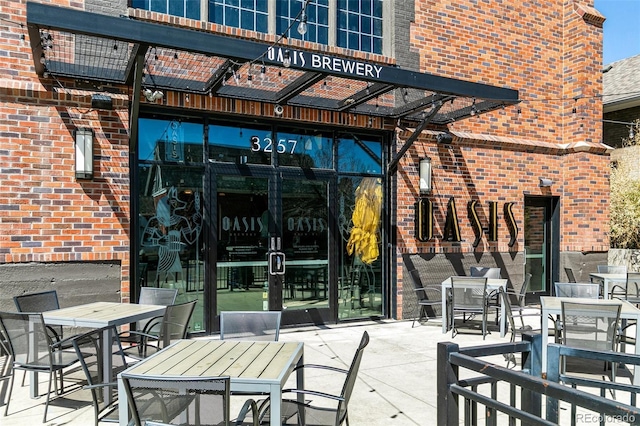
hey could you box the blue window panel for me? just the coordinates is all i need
[348,12,359,31]
[209,2,223,23]
[256,0,267,12]
[360,35,371,52]
[347,0,359,12]
[317,26,328,44]
[348,32,358,49]
[169,1,183,17]
[373,0,383,18]
[186,1,200,19]
[225,5,239,27]
[150,0,166,14]
[373,17,383,35]
[241,0,253,9]
[337,30,347,48]
[361,16,371,33]
[241,9,254,30]
[256,14,268,33]
[373,37,382,54]
[227,0,239,7]
[131,0,149,9]
[362,0,371,15]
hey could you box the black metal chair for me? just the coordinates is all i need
[121,374,259,426]
[121,299,197,359]
[564,267,577,283]
[450,277,495,339]
[13,290,64,343]
[406,269,442,327]
[0,311,80,422]
[71,324,131,426]
[256,331,369,426]
[219,311,282,341]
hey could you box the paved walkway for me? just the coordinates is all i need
[0,315,626,425]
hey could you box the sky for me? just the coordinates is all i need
[595,0,640,64]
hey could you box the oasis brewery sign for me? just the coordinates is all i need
[267,47,384,80]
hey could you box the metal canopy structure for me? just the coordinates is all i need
[26,2,519,125]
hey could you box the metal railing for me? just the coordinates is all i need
[438,333,640,425]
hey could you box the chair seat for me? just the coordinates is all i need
[259,398,341,426]
[16,349,78,370]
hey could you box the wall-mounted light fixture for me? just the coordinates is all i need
[419,157,432,194]
[539,177,553,187]
[75,128,93,180]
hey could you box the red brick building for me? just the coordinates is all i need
[0,0,609,333]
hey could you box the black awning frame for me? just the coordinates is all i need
[26,2,519,125]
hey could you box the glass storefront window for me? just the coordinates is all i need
[275,130,333,169]
[132,0,200,20]
[209,124,272,165]
[138,118,204,164]
[337,136,381,174]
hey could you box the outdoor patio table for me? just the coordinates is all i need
[589,272,627,298]
[540,296,640,385]
[117,339,304,426]
[441,277,508,337]
[39,301,166,404]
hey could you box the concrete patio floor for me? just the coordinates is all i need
[0,314,630,425]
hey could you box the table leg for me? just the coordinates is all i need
[102,327,114,407]
[541,307,549,379]
[118,374,128,426]
[499,291,506,338]
[296,352,304,425]
[28,321,38,398]
[441,285,447,334]
[634,317,640,386]
[269,384,282,426]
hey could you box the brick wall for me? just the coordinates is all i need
[0,1,610,320]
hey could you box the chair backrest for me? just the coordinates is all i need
[512,273,533,307]
[121,373,230,426]
[219,311,282,341]
[623,273,640,299]
[554,282,599,298]
[597,265,627,274]
[13,290,60,312]
[336,331,369,425]
[0,311,53,368]
[564,267,577,283]
[138,287,178,306]
[470,267,501,279]
[450,277,488,310]
[71,325,129,425]
[560,301,621,352]
[157,300,197,348]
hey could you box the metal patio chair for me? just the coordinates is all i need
[407,269,442,327]
[219,311,282,341]
[134,287,178,336]
[450,276,495,339]
[121,373,259,426]
[13,290,64,343]
[554,282,600,298]
[564,267,577,283]
[611,272,640,306]
[0,311,80,423]
[71,324,131,426]
[560,301,621,387]
[469,266,501,278]
[597,265,628,274]
[256,331,369,426]
[121,299,197,359]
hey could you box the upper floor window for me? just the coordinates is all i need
[131,0,384,55]
[131,0,200,20]
[336,0,383,54]
[277,0,329,45]
[208,0,268,32]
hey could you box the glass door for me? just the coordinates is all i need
[215,174,270,312]
[212,167,333,325]
[524,196,559,299]
[280,176,330,323]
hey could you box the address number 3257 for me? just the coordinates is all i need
[250,136,298,154]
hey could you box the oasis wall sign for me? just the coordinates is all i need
[416,198,518,247]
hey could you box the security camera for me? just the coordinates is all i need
[539,178,553,187]
[143,89,163,102]
[274,105,284,116]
